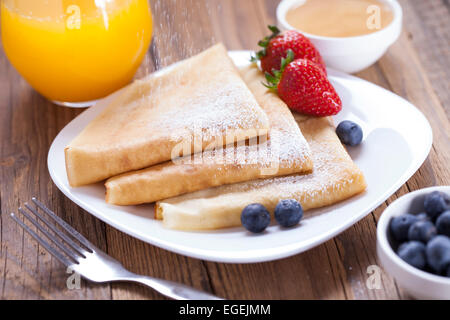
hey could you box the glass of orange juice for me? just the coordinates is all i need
[1,0,153,107]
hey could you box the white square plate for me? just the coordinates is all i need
[48,51,432,263]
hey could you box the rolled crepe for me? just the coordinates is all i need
[155,116,367,230]
[65,43,270,187]
[105,65,313,205]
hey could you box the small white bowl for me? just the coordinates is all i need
[377,186,450,300]
[276,0,403,73]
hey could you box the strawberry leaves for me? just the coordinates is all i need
[250,25,281,62]
[263,49,295,91]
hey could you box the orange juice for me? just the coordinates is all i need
[285,0,394,38]
[1,0,153,104]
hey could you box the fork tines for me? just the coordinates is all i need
[10,198,94,268]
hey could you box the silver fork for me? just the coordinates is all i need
[10,198,222,300]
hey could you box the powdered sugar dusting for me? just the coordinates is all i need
[175,116,311,169]
[84,44,269,148]
[160,117,365,213]
[156,81,267,141]
[220,122,357,198]
[170,65,313,171]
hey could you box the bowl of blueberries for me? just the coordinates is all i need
[377,186,450,299]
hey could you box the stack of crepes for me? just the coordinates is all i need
[65,43,367,231]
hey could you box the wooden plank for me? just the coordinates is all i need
[398,0,450,118]
[0,30,111,299]
[107,227,215,300]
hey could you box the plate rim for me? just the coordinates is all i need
[47,50,433,263]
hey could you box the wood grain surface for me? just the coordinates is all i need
[0,0,449,300]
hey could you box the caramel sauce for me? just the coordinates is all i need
[285,0,394,38]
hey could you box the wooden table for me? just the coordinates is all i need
[0,0,449,300]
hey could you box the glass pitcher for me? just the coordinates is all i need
[1,0,153,107]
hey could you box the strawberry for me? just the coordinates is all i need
[265,50,342,117]
[252,25,327,75]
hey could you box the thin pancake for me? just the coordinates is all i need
[105,65,313,205]
[65,44,270,187]
[155,116,367,230]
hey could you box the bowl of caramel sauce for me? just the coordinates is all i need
[277,0,403,73]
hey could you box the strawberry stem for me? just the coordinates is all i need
[280,49,295,72]
[262,49,295,91]
[250,25,281,62]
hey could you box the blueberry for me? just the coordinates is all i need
[408,220,437,243]
[336,121,363,146]
[416,212,430,222]
[426,235,450,274]
[424,191,449,220]
[390,214,419,242]
[436,211,450,237]
[241,203,271,233]
[397,241,427,270]
[274,199,303,228]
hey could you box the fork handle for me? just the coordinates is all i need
[119,274,223,300]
